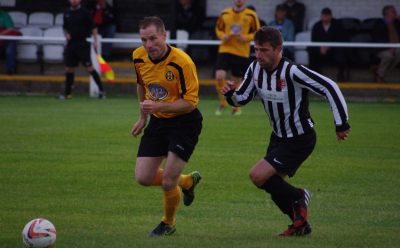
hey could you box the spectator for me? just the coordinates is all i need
[176,0,205,36]
[308,8,349,81]
[88,0,116,59]
[214,0,260,116]
[269,4,295,60]
[371,5,400,83]
[175,0,205,58]
[0,9,18,75]
[282,0,305,34]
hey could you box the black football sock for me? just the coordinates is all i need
[90,70,104,92]
[261,175,303,214]
[64,72,74,95]
[271,193,293,221]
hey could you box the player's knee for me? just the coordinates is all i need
[136,178,150,186]
[216,74,224,83]
[249,171,265,188]
[215,71,225,82]
[161,177,176,191]
[135,174,152,186]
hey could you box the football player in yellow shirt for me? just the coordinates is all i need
[214,0,260,115]
[131,16,203,237]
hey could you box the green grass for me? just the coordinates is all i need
[0,96,400,247]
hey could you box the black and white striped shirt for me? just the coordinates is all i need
[226,58,349,138]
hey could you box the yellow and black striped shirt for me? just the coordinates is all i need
[215,7,260,58]
[132,45,199,118]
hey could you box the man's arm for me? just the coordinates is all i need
[140,98,195,115]
[63,29,71,41]
[131,83,149,137]
[292,65,351,140]
[222,61,257,107]
[215,13,229,41]
[240,12,260,42]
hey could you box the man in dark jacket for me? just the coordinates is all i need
[282,0,305,34]
[308,8,349,81]
[60,0,105,99]
[176,0,205,36]
[371,5,400,83]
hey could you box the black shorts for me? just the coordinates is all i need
[65,41,92,68]
[137,109,203,162]
[215,53,250,78]
[265,130,316,177]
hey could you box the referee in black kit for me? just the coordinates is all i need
[221,26,350,236]
[60,0,105,99]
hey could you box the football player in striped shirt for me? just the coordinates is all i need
[222,26,350,236]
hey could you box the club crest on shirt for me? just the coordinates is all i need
[148,83,168,100]
[230,24,242,34]
[276,79,286,90]
[165,71,175,81]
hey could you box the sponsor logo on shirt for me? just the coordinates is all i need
[148,83,168,101]
[230,24,242,34]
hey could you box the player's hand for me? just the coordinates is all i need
[220,81,236,95]
[336,129,350,142]
[237,34,246,43]
[65,33,71,41]
[320,46,329,55]
[131,118,147,137]
[140,100,159,114]
[222,34,230,42]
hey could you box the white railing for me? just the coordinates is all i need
[1,35,400,48]
[2,35,399,96]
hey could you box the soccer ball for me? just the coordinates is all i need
[22,218,57,248]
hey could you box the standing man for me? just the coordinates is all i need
[371,5,400,83]
[214,0,260,116]
[60,0,105,99]
[131,16,202,237]
[222,27,350,236]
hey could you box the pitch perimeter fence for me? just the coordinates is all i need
[1,35,400,97]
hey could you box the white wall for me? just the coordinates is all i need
[207,0,400,28]
[0,0,16,7]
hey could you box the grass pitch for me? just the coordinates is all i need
[0,96,399,247]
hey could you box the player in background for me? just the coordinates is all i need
[214,0,260,116]
[222,26,350,236]
[60,0,105,99]
[131,16,202,237]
